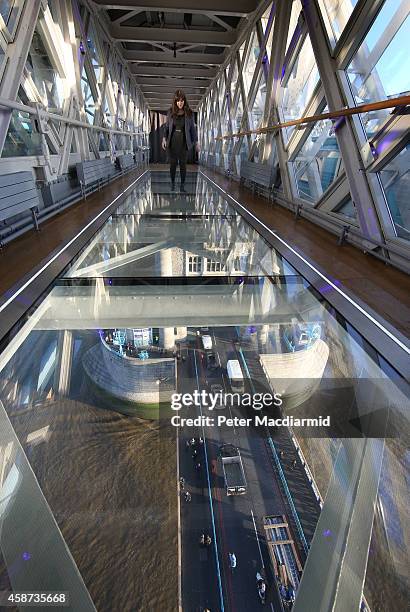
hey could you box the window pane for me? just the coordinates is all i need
[235,137,248,175]
[81,74,96,124]
[26,30,64,111]
[249,74,266,130]
[335,197,357,220]
[242,30,260,100]
[218,72,225,111]
[346,2,410,139]
[292,112,344,204]
[285,0,302,54]
[261,4,275,59]
[2,110,43,157]
[318,0,359,47]
[234,94,244,132]
[279,35,320,142]
[379,142,410,240]
[229,57,239,101]
[0,0,20,34]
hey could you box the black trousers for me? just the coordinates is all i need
[169,135,187,184]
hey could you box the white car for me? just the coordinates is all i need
[201,335,213,351]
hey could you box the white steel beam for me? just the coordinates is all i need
[123,49,225,64]
[110,25,237,46]
[130,65,217,78]
[93,0,258,16]
[138,78,208,88]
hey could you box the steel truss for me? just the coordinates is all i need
[198,0,410,273]
[0,0,149,183]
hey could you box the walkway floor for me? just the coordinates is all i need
[1,164,409,341]
[0,166,145,303]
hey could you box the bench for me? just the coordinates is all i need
[135,146,150,164]
[76,157,114,198]
[117,153,135,172]
[0,171,40,235]
[240,160,275,200]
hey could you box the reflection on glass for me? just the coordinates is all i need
[346,1,410,139]
[229,58,239,102]
[0,0,20,35]
[234,91,244,134]
[0,169,408,612]
[26,30,63,111]
[218,72,225,112]
[279,35,320,142]
[242,30,260,100]
[235,136,248,175]
[292,111,344,204]
[81,72,96,125]
[249,76,266,131]
[379,142,410,240]
[1,110,43,157]
[334,197,357,220]
[285,0,302,55]
[261,4,274,59]
[318,0,359,47]
[86,25,103,82]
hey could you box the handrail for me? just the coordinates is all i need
[215,95,410,140]
[0,96,148,137]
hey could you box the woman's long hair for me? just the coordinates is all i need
[171,89,192,117]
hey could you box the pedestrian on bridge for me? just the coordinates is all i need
[162,90,199,193]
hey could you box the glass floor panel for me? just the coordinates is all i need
[0,170,408,612]
[64,215,296,278]
[117,173,240,215]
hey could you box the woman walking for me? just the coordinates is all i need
[162,89,199,192]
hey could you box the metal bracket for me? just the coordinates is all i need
[295,203,303,219]
[338,225,350,245]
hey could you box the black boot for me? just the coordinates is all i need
[180,183,186,193]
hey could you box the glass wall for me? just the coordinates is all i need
[379,141,410,240]
[279,34,320,142]
[25,30,64,111]
[291,109,344,204]
[1,106,42,158]
[198,0,410,260]
[318,0,359,47]
[346,0,410,139]
[242,29,260,100]
[0,2,148,168]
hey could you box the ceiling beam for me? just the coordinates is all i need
[94,0,257,17]
[112,10,143,25]
[140,89,205,96]
[123,50,225,65]
[130,65,217,78]
[207,14,234,31]
[110,25,236,46]
[137,77,209,87]
[145,94,202,99]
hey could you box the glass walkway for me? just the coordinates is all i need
[0,170,408,612]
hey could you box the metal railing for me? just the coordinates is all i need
[215,95,410,140]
